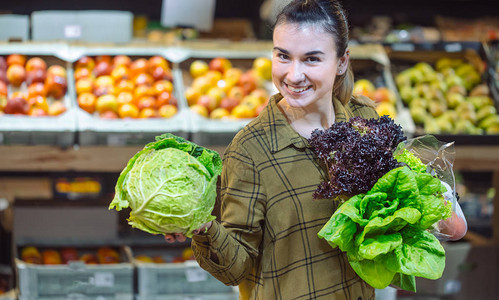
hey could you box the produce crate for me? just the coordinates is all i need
[386,41,499,145]
[69,47,190,146]
[350,43,415,136]
[0,44,77,147]
[178,49,275,146]
[129,246,237,298]
[15,246,133,300]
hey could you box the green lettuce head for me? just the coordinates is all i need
[109,133,222,237]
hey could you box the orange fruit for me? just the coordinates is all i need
[118,103,140,118]
[158,104,178,118]
[190,104,209,117]
[139,107,158,118]
[231,104,255,119]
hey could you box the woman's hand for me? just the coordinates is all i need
[164,221,213,243]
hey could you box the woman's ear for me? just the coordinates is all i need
[336,49,350,76]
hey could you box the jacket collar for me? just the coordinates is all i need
[262,93,352,153]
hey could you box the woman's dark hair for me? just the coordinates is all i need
[273,0,354,105]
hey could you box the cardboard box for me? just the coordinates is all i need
[31,10,133,43]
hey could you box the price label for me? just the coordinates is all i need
[391,43,415,52]
[444,43,463,52]
[91,272,115,287]
[184,262,208,282]
[64,25,82,39]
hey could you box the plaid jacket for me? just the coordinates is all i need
[192,93,379,300]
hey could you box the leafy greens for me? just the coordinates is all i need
[318,157,453,291]
[109,133,222,237]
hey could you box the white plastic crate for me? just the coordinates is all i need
[136,260,236,297]
[68,48,191,146]
[15,244,134,300]
[0,45,77,146]
[16,259,133,300]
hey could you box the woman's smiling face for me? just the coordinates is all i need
[272,22,345,109]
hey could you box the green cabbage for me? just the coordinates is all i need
[318,165,452,292]
[109,133,222,237]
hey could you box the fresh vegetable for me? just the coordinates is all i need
[394,148,427,174]
[318,162,453,291]
[109,133,222,237]
[308,115,406,200]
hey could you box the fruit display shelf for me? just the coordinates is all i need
[178,48,275,146]
[386,41,499,145]
[15,245,133,300]
[128,245,237,299]
[69,46,190,146]
[0,43,77,147]
[349,43,416,136]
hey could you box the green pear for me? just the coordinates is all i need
[399,85,416,105]
[478,114,499,129]
[410,106,428,124]
[476,105,497,122]
[435,115,454,133]
[424,118,441,134]
[446,92,465,109]
[454,119,476,135]
[410,97,429,110]
[429,100,447,118]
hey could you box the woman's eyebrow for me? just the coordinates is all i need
[273,47,324,56]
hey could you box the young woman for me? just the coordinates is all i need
[165,0,466,298]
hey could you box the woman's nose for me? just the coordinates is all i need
[287,61,305,83]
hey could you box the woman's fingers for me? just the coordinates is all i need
[164,234,175,243]
[175,233,187,243]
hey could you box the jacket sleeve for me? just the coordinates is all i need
[191,141,266,286]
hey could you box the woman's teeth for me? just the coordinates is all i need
[287,85,309,93]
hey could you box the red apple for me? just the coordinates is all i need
[29,107,49,117]
[151,66,173,82]
[100,110,119,119]
[209,57,232,74]
[238,70,257,95]
[61,248,79,264]
[45,75,67,99]
[134,73,154,87]
[80,253,98,264]
[26,57,47,72]
[94,61,112,77]
[6,64,26,87]
[0,56,6,71]
[47,65,67,78]
[148,56,169,71]
[137,96,156,110]
[0,81,7,96]
[75,56,95,70]
[156,91,177,108]
[6,54,26,67]
[219,97,240,112]
[196,95,217,112]
[95,55,112,65]
[113,55,132,68]
[26,69,47,85]
[0,69,7,84]
[27,82,47,98]
[4,97,29,114]
[130,58,148,78]
[78,93,97,114]
[74,67,93,81]
[48,100,67,116]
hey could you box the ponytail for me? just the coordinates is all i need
[333,64,353,105]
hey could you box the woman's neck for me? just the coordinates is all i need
[277,97,335,139]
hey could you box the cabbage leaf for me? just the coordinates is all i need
[109,133,222,237]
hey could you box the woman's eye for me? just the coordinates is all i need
[306,56,320,63]
[277,53,289,60]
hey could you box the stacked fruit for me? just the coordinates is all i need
[352,79,398,119]
[74,55,178,119]
[135,247,194,264]
[20,246,121,265]
[185,57,272,119]
[0,54,68,116]
[395,58,499,135]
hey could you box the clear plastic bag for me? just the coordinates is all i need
[395,135,467,241]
